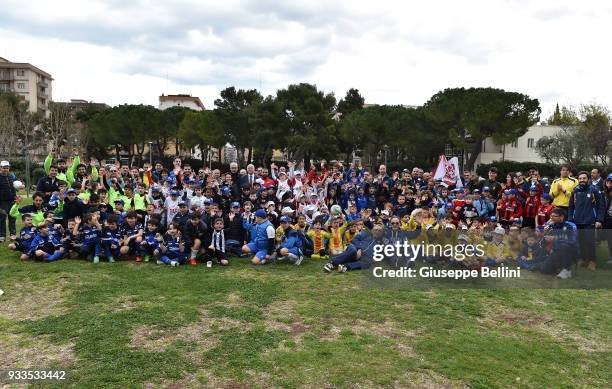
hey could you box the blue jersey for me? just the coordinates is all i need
[100,227,121,246]
[28,234,61,256]
[120,222,143,239]
[79,225,100,245]
[163,233,182,255]
[48,224,63,242]
[18,226,37,247]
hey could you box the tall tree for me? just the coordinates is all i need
[335,88,365,162]
[44,102,74,153]
[424,87,541,170]
[337,88,365,117]
[179,110,226,163]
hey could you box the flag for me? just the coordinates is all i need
[433,155,463,188]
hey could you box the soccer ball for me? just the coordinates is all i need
[330,204,342,216]
[13,180,24,190]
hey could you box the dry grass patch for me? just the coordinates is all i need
[0,332,75,368]
[144,369,273,389]
[395,370,468,389]
[480,305,610,353]
[0,280,70,321]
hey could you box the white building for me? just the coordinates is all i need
[475,125,562,166]
[0,57,53,117]
[158,94,205,111]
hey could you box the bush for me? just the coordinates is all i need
[476,161,607,178]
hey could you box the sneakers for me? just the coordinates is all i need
[189,258,197,266]
[135,256,143,263]
[170,260,179,267]
[337,264,348,273]
[587,261,597,271]
[93,256,100,264]
[108,256,116,263]
[206,260,213,268]
[0,237,5,243]
[156,260,164,265]
[323,262,334,273]
[144,255,151,262]
[295,253,304,266]
[556,268,572,279]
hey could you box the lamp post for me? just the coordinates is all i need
[383,145,389,167]
[147,141,153,165]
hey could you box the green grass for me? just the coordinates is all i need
[0,243,611,388]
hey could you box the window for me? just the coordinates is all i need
[17,82,25,89]
[16,69,25,76]
[527,138,534,148]
[511,140,518,148]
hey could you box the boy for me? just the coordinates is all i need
[119,211,144,261]
[183,213,207,265]
[140,217,162,262]
[276,216,304,265]
[8,214,36,261]
[307,217,330,260]
[536,194,554,228]
[155,222,186,267]
[74,213,102,263]
[61,218,79,258]
[204,218,230,266]
[27,222,63,261]
[97,215,122,262]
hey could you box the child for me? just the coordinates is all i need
[140,217,162,262]
[97,215,121,262]
[74,213,102,262]
[516,233,546,269]
[155,222,186,267]
[536,194,554,228]
[61,218,79,258]
[8,214,36,261]
[327,215,347,256]
[204,218,230,266]
[523,185,541,229]
[119,211,144,262]
[307,217,330,260]
[183,213,207,265]
[276,216,304,265]
[26,222,63,262]
[164,189,181,224]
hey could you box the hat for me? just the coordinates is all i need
[279,215,291,223]
[402,168,410,173]
[381,210,390,216]
[529,185,538,192]
[66,188,77,194]
[482,186,491,192]
[542,193,552,201]
[170,190,180,196]
[221,186,231,196]
[254,209,267,218]
[204,198,213,205]
[509,189,517,195]
[473,189,480,193]
[494,226,506,235]
[151,185,160,192]
[0,160,9,167]
[114,199,125,205]
[607,173,612,180]
[503,189,511,195]
[266,200,275,207]
[454,188,464,194]
[230,201,241,208]
[178,201,187,206]
[281,206,294,214]
[445,203,453,209]
[304,205,317,213]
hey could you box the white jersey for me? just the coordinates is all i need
[164,197,180,222]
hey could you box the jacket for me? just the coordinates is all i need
[568,184,605,225]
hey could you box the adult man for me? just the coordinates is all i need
[549,164,578,209]
[36,165,60,203]
[482,167,502,198]
[240,164,260,188]
[323,223,391,272]
[242,209,275,265]
[589,168,604,193]
[0,160,17,241]
[568,171,605,270]
[537,208,579,279]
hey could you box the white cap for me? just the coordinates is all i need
[0,161,9,167]
[381,210,390,216]
[494,226,506,235]
[281,206,294,214]
[266,200,275,207]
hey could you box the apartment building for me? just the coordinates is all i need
[0,57,53,117]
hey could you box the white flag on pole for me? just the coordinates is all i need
[433,155,463,188]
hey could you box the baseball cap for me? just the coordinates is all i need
[473,189,480,193]
[529,185,538,192]
[381,210,390,216]
[279,215,291,223]
[454,188,464,194]
[503,189,511,195]
[66,188,77,194]
[281,206,294,213]
[230,201,241,208]
[170,190,180,196]
[0,160,9,167]
[151,185,160,192]
[607,173,612,180]
[482,186,491,192]
[494,226,505,235]
[254,209,266,218]
[114,199,124,205]
[509,189,517,195]
[178,201,187,206]
[266,200,275,207]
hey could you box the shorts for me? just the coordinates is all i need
[246,242,268,260]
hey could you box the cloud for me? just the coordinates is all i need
[0,0,610,117]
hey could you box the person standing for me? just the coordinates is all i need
[568,171,605,270]
[482,167,502,199]
[549,164,578,210]
[0,160,17,242]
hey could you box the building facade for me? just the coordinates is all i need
[159,94,205,111]
[475,125,562,166]
[0,57,53,117]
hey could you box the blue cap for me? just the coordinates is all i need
[542,193,552,201]
[194,180,203,187]
[230,201,240,208]
[221,186,231,196]
[170,190,180,196]
[280,216,291,223]
[473,189,480,193]
[490,216,497,222]
[529,185,538,192]
[178,201,187,206]
[482,186,491,192]
[503,189,511,195]
[254,209,266,218]
[445,203,453,209]
[509,189,517,195]
[454,188,464,194]
[151,185,160,192]
[607,173,612,180]
[66,188,77,194]
[204,198,213,205]
[114,199,124,205]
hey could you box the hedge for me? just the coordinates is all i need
[476,161,608,178]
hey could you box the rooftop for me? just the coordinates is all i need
[0,57,53,79]
[159,94,205,109]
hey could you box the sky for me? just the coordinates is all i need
[1,0,611,118]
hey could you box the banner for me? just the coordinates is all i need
[433,155,463,188]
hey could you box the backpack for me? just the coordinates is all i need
[295,230,314,256]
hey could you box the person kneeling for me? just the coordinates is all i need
[154,222,186,267]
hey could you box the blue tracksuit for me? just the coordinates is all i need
[141,231,160,256]
[97,227,121,258]
[28,234,62,260]
[15,226,37,253]
[78,225,101,256]
[568,184,605,225]
[158,233,186,264]
[120,222,143,254]
[279,228,303,256]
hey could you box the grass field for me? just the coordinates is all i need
[1,240,611,389]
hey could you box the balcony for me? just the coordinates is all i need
[39,89,48,98]
[37,79,48,87]
[0,73,14,81]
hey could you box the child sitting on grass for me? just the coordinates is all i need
[8,214,36,261]
[155,222,186,267]
[26,221,64,262]
[140,217,162,262]
[307,216,329,260]
[74,213,102,263]
[97,215,121,263]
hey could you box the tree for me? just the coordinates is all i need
[337,88,365,117]
[179,110,226,163]
[276,83,338,162]
[214,87,263,163]
[335,88,365,162]
[250,96,286,165]
[424,87,541,170]
[535,128,591,166]
[44,102,74,153]
[579,104,612,165]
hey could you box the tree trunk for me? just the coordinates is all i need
[465,139,483,171]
